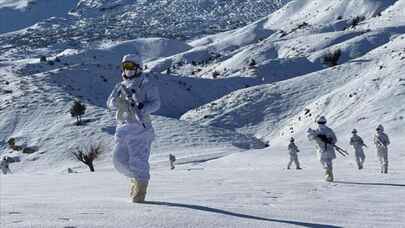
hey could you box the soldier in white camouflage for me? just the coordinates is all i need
[287,137,302,170]
[373,125,390,174]
[307,116,338,182]
[350,129,367,170]
[107,54,161,203]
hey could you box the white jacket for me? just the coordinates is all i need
[108,74,160,182]
[107,74,160,129]
[374,132,390,154]
[350,134,366,153]
[288,142,299,156]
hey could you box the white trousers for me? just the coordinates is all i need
[113,124,155,183]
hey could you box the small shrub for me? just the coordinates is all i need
[323,49,341,67]
[212,71,220,79]
[350,16,366,28]
[70,100,86,125]
[7,138,22,151]
[39,56,47,63]
[7,138,16,146]
[249,59,257,67]
[297,22,309,29]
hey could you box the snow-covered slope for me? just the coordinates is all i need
[179,0,405,145]
[265,0,397,30]
[1,0,404,171]
[1,0,404,174]
[2,139,405,227]
[1,0,405,227]
[182,35,405,144]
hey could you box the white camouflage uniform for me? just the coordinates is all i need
[307,116,337,181]
[107,73,160,183]
[287,141,301,169]
[350,132,366,169]
[373,125,390,173]
[308,125,337,169]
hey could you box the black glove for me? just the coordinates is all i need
[137,102,144,110]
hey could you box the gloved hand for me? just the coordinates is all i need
[137,102,144,110]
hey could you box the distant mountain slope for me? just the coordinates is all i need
[180,0,405,144]
[0,0,290,57]
[0,0,79,33]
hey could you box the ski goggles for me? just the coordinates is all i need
[122,61,141,70]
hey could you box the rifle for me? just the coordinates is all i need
[117,85,146,128]
[333,144,349,157]
[318,135,349,157]
[375,136,386,148]
[308,129,349,157]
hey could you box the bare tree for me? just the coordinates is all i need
[72,144,102,172]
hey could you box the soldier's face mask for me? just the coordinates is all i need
[124,69,136,77]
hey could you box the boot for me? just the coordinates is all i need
[325,169,334,182]
[129,178,149,203]
[383,164,388,174]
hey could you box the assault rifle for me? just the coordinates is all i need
[308,128,349,157]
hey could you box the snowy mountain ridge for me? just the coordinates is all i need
[1,1,405,227]
[1,0,404,173]
[0,0,290,58]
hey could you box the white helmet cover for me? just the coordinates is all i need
[121,54,143,66]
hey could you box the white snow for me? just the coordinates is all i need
[1,0,405,227]
[2,143,405,227]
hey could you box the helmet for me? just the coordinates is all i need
[121,54,143,78]
[121,54,142,66]
[290,137,295,142]
[316,116,327,124]
[376,124,384,131]
[352,129,357,134]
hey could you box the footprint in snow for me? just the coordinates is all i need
[12,220,24,224]
[186,168,204,171]
[58,217,71,221]
[9,211,22,215]
[79,212,105,215]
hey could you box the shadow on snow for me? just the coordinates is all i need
[143,201,342,228]
[334,181,405,187]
